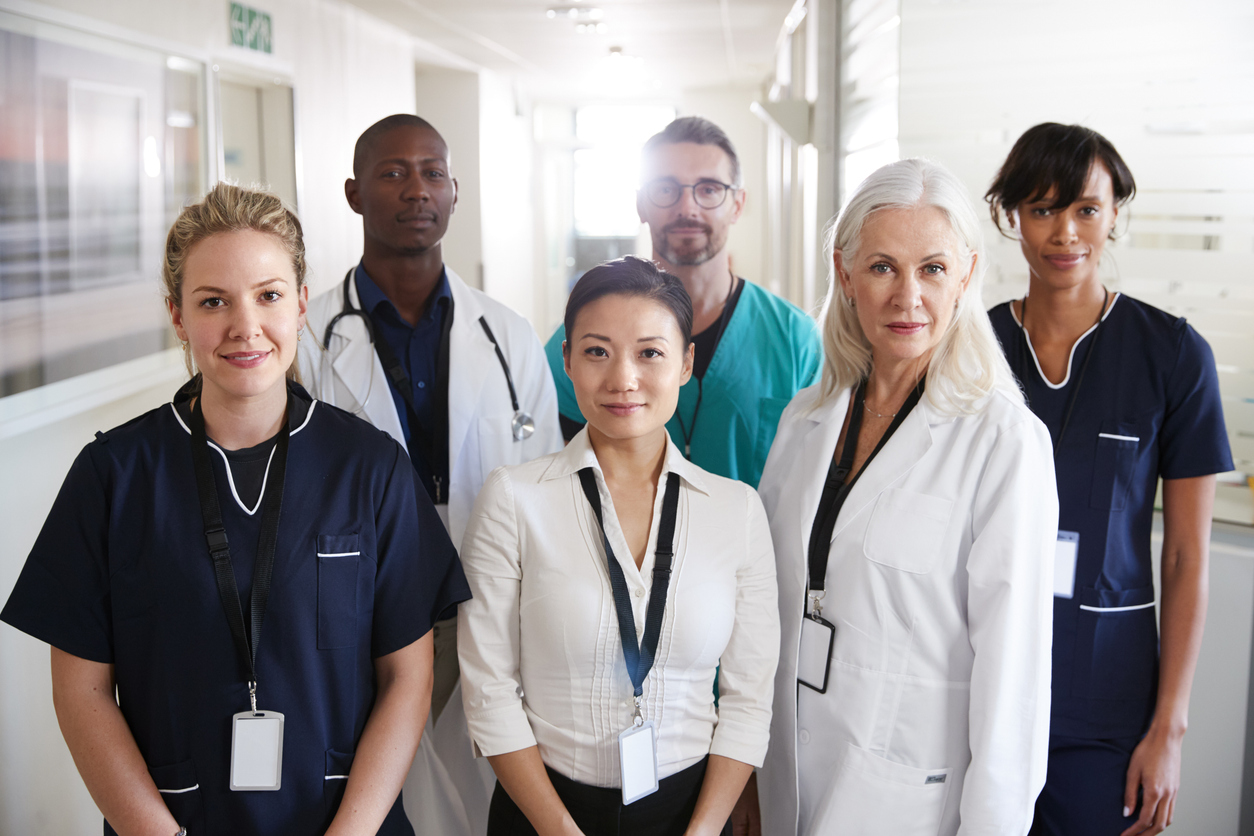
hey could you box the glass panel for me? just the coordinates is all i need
[0,14,206,397]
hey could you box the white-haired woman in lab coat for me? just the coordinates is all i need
[756,158,1057,836]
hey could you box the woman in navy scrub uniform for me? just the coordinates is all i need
[0,183,470,836]
[986,124,1233,836]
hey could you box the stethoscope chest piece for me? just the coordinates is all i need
[512,411,535,441]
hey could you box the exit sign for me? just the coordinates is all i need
[230,2,272,53]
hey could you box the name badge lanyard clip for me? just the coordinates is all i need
[189,392,291,791]
[800,379,922,693]
[578,467,681,804]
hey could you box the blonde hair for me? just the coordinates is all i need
[818,158,1021,415]
[163,182,307,383]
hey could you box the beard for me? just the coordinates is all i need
[654,220,727,266]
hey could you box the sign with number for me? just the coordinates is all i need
[229,2,272,54]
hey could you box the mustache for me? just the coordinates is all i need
[662,220,712,235]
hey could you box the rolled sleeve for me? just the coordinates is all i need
[960,415,1056,836]
[457,466,538,757]
[709,485,780,767]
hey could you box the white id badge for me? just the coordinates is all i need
[798,614,836,693]
[230,710,284,791]
[618,721,658,805]
[1054,531,1080,599]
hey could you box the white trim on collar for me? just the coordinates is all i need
[1010,292,1121,390]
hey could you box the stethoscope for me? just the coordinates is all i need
[322,269,535,442]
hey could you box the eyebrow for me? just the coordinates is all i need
[376,156,445,168]
[190,278,286,294]
[638,336,668,343]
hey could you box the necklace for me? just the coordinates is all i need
[863,401,897,419]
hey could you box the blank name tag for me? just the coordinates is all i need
[230,710,284,791]
[798,614,836,693]
[1054,531,1079,599]
[618,721,658,805]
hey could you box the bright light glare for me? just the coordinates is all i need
[573,105,675,237]
[143,135,162,178]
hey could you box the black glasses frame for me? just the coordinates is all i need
[643,177,739,209]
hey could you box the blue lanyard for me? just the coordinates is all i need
[577,468,681,699]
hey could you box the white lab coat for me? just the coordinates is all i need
[756,383,1056,836]
[298,265,562,836]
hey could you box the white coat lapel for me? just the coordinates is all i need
[445,269,493,479]
[831,398,934,540]
[794,389,851,583]
[326,276,406,443]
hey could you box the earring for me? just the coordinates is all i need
[180,340,189,353]
[297,329,303,342]
[846,296,856,307]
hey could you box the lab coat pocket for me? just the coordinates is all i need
[863,488,952,574]
[813,742,950,836]
[150,759,205,833]
[1071,586,1159,700]
[323,748,354,812]
[1090,423,1140,511]
[317,534,361,650]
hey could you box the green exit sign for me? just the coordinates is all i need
[230,2,272,53]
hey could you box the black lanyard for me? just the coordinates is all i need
[676,274,738,460]
[331,270,454,503]
[1016,289,1108,454]
[189,391,290,711]
[806,379,923,600]
[578,467,681,702]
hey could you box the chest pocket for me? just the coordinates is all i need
[863,488,953,574]
[1089,422,1142,511]
[317,534,361,649]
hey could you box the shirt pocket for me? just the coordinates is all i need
[1070,585,1159,701]
[863,488,953,574]
[149,759,205,834]
[323,748,354,813]
[1089,422,1141,511]
[317,534,361,650]
[811,742,951,836]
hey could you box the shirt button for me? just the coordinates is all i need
[634,588,645,598]
[417,381,426,389]
[798,729,811,744]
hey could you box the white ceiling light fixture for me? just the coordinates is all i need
[546,5,604,21]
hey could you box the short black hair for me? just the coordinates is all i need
[352,113,443,178]
[563,256,693,350]
[642,116,741,187]
[985,122,1136,238]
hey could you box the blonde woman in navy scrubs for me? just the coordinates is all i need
[986,123,1233,836]
[0,183,469,835]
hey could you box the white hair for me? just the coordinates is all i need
[817,157,1022,415]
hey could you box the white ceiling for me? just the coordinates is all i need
[344,0,796,100]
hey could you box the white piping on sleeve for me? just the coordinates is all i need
[158,784,200,794]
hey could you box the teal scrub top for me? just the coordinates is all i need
[545,280,822,488]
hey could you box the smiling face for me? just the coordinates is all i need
[1012,161,1117,291]
[637,142,745,267]
[346,125,458,257]
[564,293,694,444]
[169,228,307,407]
[837,204,974,370]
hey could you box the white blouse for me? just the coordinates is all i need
[457,429,779,787]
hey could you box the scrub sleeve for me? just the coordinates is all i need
[1,385,470,836]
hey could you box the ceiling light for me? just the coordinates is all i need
[546,5,604,22]
[575,22,608,34]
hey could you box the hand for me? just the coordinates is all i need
[1119,725,1184,836]
[729,773,761,836]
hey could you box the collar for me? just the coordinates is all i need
[354,261,451,327]
[172,378,316,435]
[542,426,710,496]
[805,381,956,428]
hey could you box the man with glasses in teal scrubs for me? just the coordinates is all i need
[545,116,821,489]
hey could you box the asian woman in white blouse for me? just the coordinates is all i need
[458,256,779,836]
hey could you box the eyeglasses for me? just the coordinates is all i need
[643,178,737,209]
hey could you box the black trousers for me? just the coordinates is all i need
[487,756,733,836]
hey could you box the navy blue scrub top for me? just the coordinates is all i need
[355,262,451,501]
[0,380,471,835]
[990,294,1232,739]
